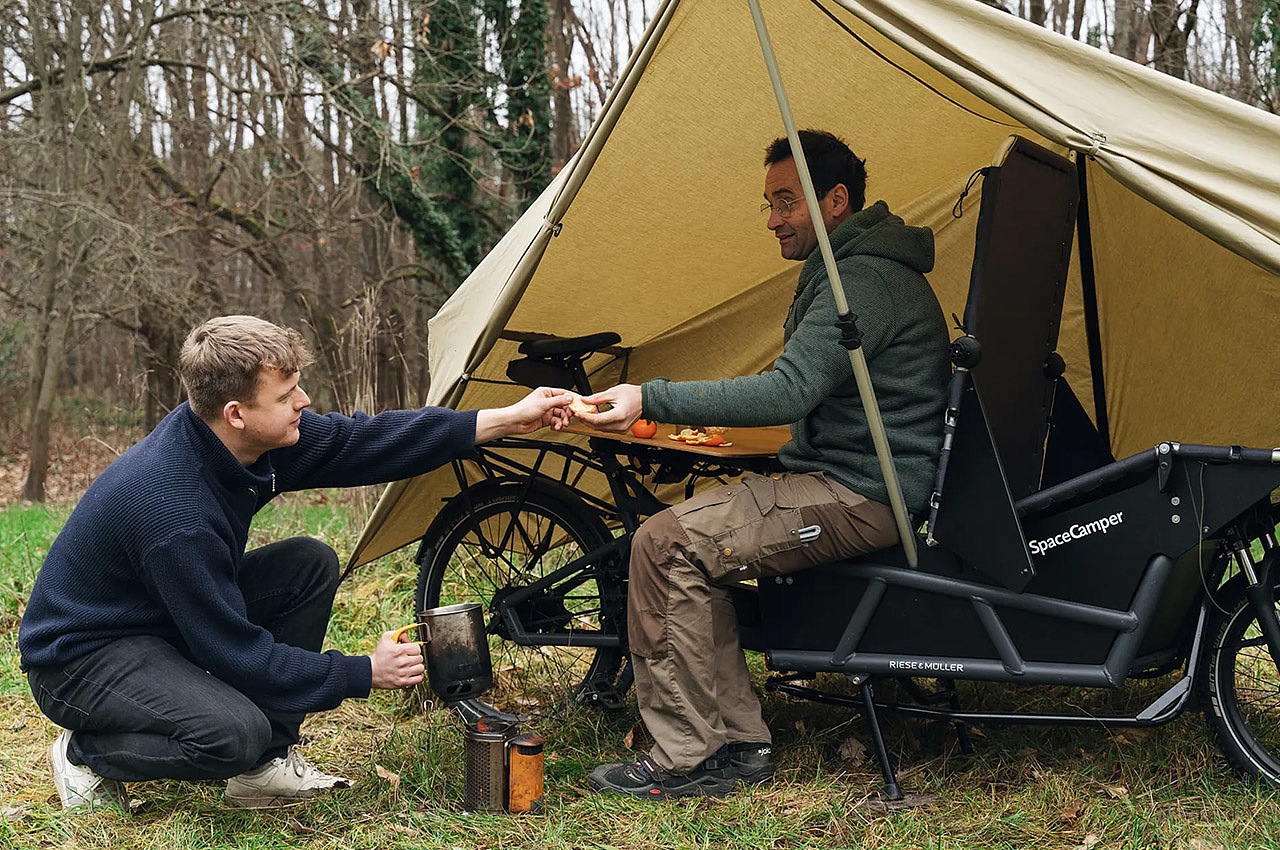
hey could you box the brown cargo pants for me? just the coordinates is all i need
[627,470,898,773]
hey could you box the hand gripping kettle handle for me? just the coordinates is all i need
[392,622,431,644]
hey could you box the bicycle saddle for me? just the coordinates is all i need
[518,332,621,360]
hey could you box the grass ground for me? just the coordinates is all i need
[1,495,1278,849]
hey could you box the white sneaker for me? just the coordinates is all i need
[48,730,129,811]
[224,748,353,809]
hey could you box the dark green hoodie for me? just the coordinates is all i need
[642,201,950,511]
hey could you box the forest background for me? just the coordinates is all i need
[1,0,1279,503]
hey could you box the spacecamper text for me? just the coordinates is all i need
[1029,512,1125,556]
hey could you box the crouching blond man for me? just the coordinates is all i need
[19,315,571,809]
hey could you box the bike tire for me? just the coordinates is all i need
[414,482,627,715]
[1199,578,1280,787]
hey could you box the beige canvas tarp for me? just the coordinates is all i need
[349,0,1280,568]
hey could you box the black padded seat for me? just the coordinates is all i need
[518,332,621,359]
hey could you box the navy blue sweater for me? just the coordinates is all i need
[18,402,478,714]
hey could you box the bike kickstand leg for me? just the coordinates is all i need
[860,680,904,801]
[943,678,975,756]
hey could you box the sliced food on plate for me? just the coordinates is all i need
[666,427,732,447]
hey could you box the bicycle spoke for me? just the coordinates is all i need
[453,543,502,594]
[465,511,535,587]
[1235,689,1280,709]
[468,510,506,559]
[512,509,558,570]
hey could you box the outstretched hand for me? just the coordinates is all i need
[474,387,573,444]
[508,386,574,435]
[574,384,642,433]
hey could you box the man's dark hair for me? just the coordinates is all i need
[764,130,867,212]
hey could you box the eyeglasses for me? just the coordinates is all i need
[760,196,806,218]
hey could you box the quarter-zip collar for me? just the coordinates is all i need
[179,403,277,498]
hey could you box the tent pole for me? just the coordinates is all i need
[1074,156,1111,451]
[746,0,918,568]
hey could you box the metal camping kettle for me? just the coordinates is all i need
[394,602,493,701]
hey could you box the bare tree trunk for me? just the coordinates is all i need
[549,0,575,167]
[23,308,71,501]
[138,12,211,426]
[1113,0,1145,60]
[137,308,184,429]
[22,0,89,501]
[1225,0,1262,102]
[23,215,61,500]
[347,0,390,411]
[1051,0,1068,34]
[1072,0,1087,40]
[624,0,635,59]
[376,307,407,410]
[396,0,409,144]
[1150,0,1199,78]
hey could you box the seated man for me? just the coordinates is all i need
[576,130,950,799]
[19,315,571,810]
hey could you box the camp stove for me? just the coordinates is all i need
[462,718,545,814]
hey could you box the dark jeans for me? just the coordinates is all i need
[27,537,341,782]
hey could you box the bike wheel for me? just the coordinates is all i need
[415,483,627,715]
[1201,581,1280,786]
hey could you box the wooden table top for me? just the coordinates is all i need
[562,421,790,459]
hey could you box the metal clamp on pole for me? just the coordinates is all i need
[835,311,863,351]
[746,0,918,568]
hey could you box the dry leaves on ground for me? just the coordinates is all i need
[622,721,649,750]
[1059,801,1084,824]
[375,763,401,795]
[1099,783,1129,799]
[837,736,867,763]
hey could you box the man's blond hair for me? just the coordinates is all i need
[179,316,315,420]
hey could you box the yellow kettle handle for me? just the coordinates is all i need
[391,622,429,644]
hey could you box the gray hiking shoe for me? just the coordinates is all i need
[48,730,129,811]
[588,749,736,800]
[224,748,353,809]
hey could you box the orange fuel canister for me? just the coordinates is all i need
[505,734,545,814]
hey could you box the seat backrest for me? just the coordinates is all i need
[929,136,1079,591]
[964,137,1079,498]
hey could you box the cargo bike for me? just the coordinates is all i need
[408,137,1280,799]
